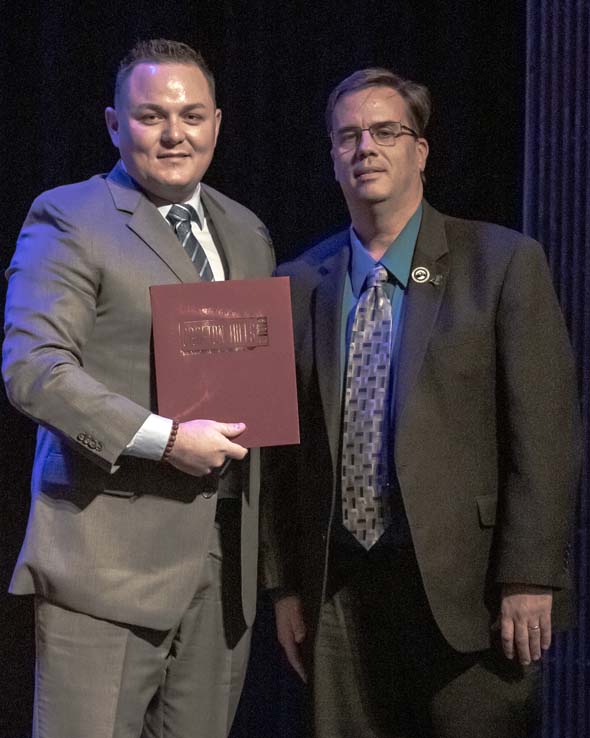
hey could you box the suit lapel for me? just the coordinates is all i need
[314,237,350,472]
[105,162,200,284]
[395,202,449,428]
[201,186,249,279]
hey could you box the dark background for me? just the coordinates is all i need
[2,1,586,737]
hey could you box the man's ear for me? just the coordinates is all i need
[213,108,222,146]
[331,147,339,183]
[105,107,120,147]
[416,137,429,173]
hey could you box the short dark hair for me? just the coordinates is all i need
[325,67,431,136]
[114,39,216,107]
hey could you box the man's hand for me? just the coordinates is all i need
[498,583,553,665]
[167,419,248,476]
[275,595,307,682]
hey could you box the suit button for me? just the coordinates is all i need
[202,490,215,499]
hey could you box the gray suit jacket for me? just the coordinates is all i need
[3,162,275,631]
[261,202,580,655]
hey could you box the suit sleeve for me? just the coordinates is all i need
[2,193,150,472]
[493,238,581,588]
[259,442,303,592]
[259,262,304,593]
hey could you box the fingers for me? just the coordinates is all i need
[540,610,552,651]
[514,620,533,665]
[167,419,247,476]
[223,438,248,461]
[281,635,307,683]
[501,616,515,660]
[292,618,307,644]
[501,617,542,665]
[527,624,542,662]
[217,422,246,438]
[275,596,307,683]
[499,585,553,665]
[207,422,248,462]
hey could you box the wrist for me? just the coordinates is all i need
[161,419,180,462]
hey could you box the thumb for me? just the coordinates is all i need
[293,626,306,644]
[293,616,307,643]
[218,422,246,438]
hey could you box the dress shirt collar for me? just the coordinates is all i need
[349,202,423,297]
[156,183,205,228]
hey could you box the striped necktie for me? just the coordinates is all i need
[341,265,393,549]
[167,203,214,282]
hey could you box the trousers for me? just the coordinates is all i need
[310,541,540,738]
[33,510,250,738]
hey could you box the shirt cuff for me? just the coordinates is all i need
[124,414,173,461]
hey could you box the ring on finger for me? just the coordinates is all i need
[527,624,541,631]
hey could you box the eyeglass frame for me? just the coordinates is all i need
[330,121,420,153]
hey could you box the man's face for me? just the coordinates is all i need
[330,86,428,212]
[105,63,221,203]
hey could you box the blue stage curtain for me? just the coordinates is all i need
[524,2,589,736]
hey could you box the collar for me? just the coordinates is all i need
[156,183,204,228]
[349,202,422,297]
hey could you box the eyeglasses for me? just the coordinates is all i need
[330,121,419,153]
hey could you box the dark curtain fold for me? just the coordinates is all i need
[524,2,590,737]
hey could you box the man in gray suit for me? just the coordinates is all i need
[261,68,580,737]
[3,39,274,738]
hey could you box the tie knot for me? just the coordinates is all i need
[365,265,388,290]
[167,203,199,227]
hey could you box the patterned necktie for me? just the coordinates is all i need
[167,203,214,282]
[341,265,393,549]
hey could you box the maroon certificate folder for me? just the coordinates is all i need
[150,277,299,448]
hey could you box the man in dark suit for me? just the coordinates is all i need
[2,39,274,738]
[261,68,580,737]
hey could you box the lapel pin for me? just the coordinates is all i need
[411,266,430,284]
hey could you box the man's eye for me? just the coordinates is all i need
[140,114,161,123]
[373,127,396,141]
[339,131,358,144]
[185,114,203,123]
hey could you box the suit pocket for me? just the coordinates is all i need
[40,451,128,501]
[40,452,100,509]
[476,493,498,527]
[100,488,136,498]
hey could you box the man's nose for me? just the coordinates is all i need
[356,128,377,157]
[161,118,184,145]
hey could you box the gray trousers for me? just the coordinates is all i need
[32,521,251,738]
[311,542,540,738]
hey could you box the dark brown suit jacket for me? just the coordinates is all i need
[262,202,580,655]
